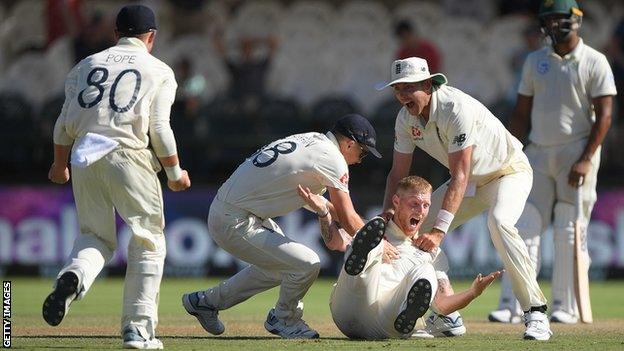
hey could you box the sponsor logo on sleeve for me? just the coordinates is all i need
[411,126,423,140]
[452,133,466,146]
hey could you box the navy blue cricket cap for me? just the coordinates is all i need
[332,114,382,158]
[116,5,157,35]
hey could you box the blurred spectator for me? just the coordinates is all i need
[166,0,208,37]
[73,11,115,63]
[503,23,544,107]
[46,0,85,47]
[511,24,543,74]
[212,30,279,106]
[394,20,442,73]
[173,57,207,120]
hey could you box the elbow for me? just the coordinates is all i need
[451,172,469,186]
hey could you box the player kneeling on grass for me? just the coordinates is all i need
[182,114,382,339]
[299,176,502,339]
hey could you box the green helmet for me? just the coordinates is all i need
[538,0,583,18]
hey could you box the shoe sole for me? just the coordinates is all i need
[182,294,224,335]
[42,272,79,326]
[550,316,578,324]
[394,279,432,334]
[433,325,466,337]
[123,340,164,349]
[344,217,385,276]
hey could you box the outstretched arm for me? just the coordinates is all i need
[432,270,503,315]
[298,185,352,251]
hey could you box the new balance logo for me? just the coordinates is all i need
[452,134,466,145]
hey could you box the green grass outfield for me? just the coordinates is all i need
[8,277,624,350]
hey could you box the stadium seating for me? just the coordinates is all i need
[0,0,622,183]
[0,92,35,173]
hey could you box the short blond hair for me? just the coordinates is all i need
[396,175,432,196]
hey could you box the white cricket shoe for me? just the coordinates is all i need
[122,326,163,349]
[182,291,225,335]
[488,308,523,324]
[550,310,578,324]
[425,313,466,337]
[523,311,553,340]
[264,308,319,339]
[42,271,81,326]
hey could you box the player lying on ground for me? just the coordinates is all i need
[181,114,382,339]
[298,175,502,339]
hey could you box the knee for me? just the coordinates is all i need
[516,202,545,237]
[74,233,115,262]
[127,234,166,262]
[298,253,321,277]
[306,255,321,276]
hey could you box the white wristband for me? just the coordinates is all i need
[433,209,454,234]
[164,164,183,181]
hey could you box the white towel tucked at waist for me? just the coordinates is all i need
[71,132,119,168]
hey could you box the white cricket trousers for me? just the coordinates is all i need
[203,198,321,322]
[330,243,437,340]
[498,139,599,315]
[422,168,547,311]
[57,148,166,339]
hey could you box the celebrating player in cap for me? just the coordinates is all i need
[300,175,503,339]
[182,114,381,339]
[490,0,616,325]
[43,4,190,349]
[379,56,552,340]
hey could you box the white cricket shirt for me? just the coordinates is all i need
[379,220,435,292]
[217,132,349,219]
[394,85,528,185]
[518,39,617,146]
[53,37,179,157]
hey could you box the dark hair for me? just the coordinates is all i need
[394,20,414,38]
